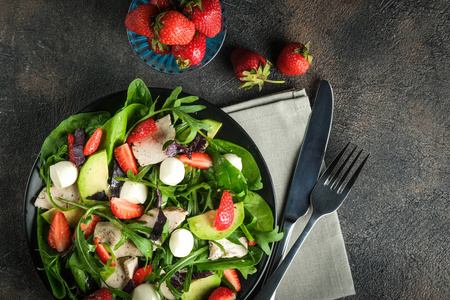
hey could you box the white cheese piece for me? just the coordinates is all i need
[159,157,185,186]
[34,183,80,209]
[94,222,143,258]
[132,115,176,166]
[208,237,248,261]
[123,256,139,280]
[50,161,78,189]
[132,283,161,300]
[223,153,243,171]
[169,228,194,258]
[120,181,148,204]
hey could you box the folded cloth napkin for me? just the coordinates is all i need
[222,90,356,300]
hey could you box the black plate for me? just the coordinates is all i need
[24,88,276,299]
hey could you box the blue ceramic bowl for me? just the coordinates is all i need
[127,0,227,74]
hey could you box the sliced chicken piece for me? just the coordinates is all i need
[34,183,80,209]
[94,222,143,258]
[123,256,139,280]
[132,114,176,166]
[138,206,188,234]
[208,237,249,261]
[103,257,129,290]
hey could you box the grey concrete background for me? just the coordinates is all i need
[1,0,449,299]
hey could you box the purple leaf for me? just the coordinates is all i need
[73,128,85,167]
[149,209,167,241]
[165,130,207,159]
[156,182,162,208]
[110,160,126,198]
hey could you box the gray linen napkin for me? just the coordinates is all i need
[223,90,356,299]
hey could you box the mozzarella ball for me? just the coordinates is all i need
[159,157,185,186]
[120,181,148,204]
[132,283,161,300]
[169,228,194,258]
[50,161,78,189]
[223,153,242,171]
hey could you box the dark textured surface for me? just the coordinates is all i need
[1,0,449,299]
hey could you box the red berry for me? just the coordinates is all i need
[248,240,256,247]
[114,143,138,175]
[125,3,158,37]
[179,152,212,169]
[184,0,222,38]
[127,118,158,144]
[208,287,236,300]
[223,269,241,292]
[132,265,153,286]
[214,191,234,231]
[150,0,174,12]
[231,47,284,91]
[81,214,101,239]
[172,33,207,69]
[110,197,145,219]
[83,127,102,156]
[276,42,313,75]
[94,237,116,267]
[83,287,112,300]
[154,10,195,45]
[47,211,72,252]
[68,133,75,164]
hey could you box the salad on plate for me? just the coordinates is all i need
[33,79,283,300]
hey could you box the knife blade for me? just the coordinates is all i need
[262,80,334,287]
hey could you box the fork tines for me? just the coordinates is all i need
[323,143,369,194]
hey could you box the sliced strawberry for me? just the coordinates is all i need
[81,214,101,239]
[83,287,112,300]
[150,0,174,12]
[214,191,234,231]
[126,118,158,144]
[68,133,76,164]
[208,287,236,300]
[114,143,138,175]
[84,127,103,156]
[223,269,241,292]
[132,265,153,286]
[179,152,212,169]
[47,211,72,252]
[110,197,145,219]
[94,237,115,267]
[248,240,256,247]
[125,3,158,37]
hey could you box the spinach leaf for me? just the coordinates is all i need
[69,251,91,293]
[40,111,111,163]
[194,247,264,271]
[250,226,284,255]
[243,191,274,232]
[237,266,257,279]
[206,147,248,200]
[125,78,152,108]
[209,139,263,191]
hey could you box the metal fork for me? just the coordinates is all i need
[253,143,369,300]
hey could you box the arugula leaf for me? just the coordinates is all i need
[125,78,153,108]
[250,226,284,255]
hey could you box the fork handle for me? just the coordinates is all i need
[254,212,320,300]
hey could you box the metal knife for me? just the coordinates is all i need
[261,80,334,290]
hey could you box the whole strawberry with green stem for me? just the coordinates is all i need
[154,10,196,45]
[231,47,285,91]
[172,33,206,69]
[276,42,313,75]
[182,0,222,38]
[125,3,159,37]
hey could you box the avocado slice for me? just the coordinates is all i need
[181,273,221,300]
[78,150,110,206]
[187,202,244,241]
[41,207,84,228]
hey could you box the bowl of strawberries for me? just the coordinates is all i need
[126,0,227,74]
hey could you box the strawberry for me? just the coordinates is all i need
[132,265,153,286]
[114,143,138,175]
[248,240,256,246]
[148,38,171,55]
[276,42,313,75]
[125,3,158,37]
[150,0,174,12]
[126,118,158,144]
[179,152,212,169]
[172,33,206,69]
[214,190,234,231]
[68,133,76,164]
[81,214,101,239]
[84,127,102,156]
[223,269,241,292]
[208,287,236,300]
[47,211,72,252]
[154,10,196,45]
[110,197,145,219]
[231,47,284,91]
[183,0,222,38]
[94,237,116,267]
[83,287,112,300]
